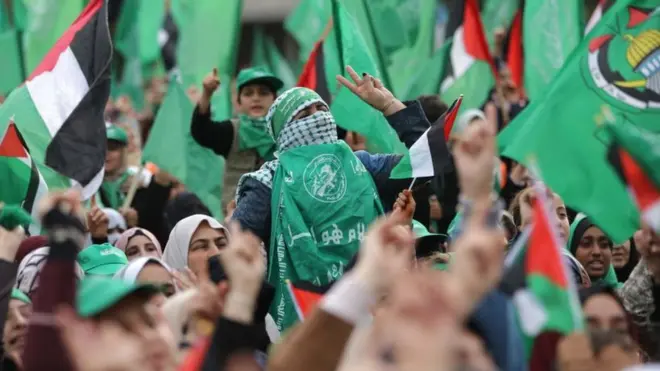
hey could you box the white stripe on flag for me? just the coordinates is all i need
[25,47,89,137]
[513,289,548,337]
[643,198,660,234]
[449,27,475,80]
[408,129,434,178]
[70,166,104,201]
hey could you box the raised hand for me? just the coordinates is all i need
[634,224,660,282]
[336,66,404,116]
[452,113,497,202]
[392,189,416,227]
[219,224,266,324]
[353,212,415,296]
[119,207,139,228]
[56,306,148,371]
[202,68,221,98]
[86,201,109,240]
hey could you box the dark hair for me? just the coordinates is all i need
[237,82,277,104]
[416,95,448,124]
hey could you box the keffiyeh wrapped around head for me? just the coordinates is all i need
[238,87,338,195]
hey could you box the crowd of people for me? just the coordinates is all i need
[0,3,659,371]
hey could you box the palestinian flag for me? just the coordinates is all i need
[0,0,112,199]
[606,122,660,232]
[585,0,614,34]
[0,121,48,235]
[158,11,178,74]
[297,19,334,103]
[286,280,327,321]
[500,181,582,370]
[440,0,497,111]
[505,8,524,90]
[389,95,462,179]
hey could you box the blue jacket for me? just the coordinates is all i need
[232,101,430,247]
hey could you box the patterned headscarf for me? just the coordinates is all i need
[237,87,338,196]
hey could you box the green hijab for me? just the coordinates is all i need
[567,213,620,288]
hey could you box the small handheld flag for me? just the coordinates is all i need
[389,95,463,179]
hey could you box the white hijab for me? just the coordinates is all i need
[15,247,85,297]
[162,215,228,270]
[113,256,173,284]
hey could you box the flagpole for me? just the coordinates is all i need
[407,177,416,191]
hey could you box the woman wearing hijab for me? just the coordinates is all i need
[567,214,619,287]
[1,289,31,371]
[114,228,163,261]
[114,257,176,306]
[613,238,640,282]
[232,67,432,330]
[162,215,229,276]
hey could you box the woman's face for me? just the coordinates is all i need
[137,263,176,299]
[125,235,161,261]
[2,299,31,364]
[575,226,612,280]
[105,141,124,174]
[100,296,177,371]
[187,223,228,276]
[237,84,275,117]
[583,293,629,336]
[518,192,570,243]
[612,240,631,269]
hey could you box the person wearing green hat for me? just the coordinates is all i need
[77,243,129,276]
[412,220,447,259]
[74,277,177,369]
[2,289,31,369]
[231,66,433,331]
[191,66,284,212]
[99,123,131,209]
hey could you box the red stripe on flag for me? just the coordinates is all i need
[507,10,524,89]
[297,41,323,91]
[463,0,497,77]
[0,123,28,158]
[443,95,464,141]
[527,189,569,288]
[27,0,103,80]
[287,280,324,320]
[620,149,660,211]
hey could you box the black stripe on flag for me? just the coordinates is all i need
[160,11,178,73]
[427,124,452,176]
[45,0,112,188]
[12,125,40,226]
[316,40,332,105]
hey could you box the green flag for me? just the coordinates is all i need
[330,0,406,155]
[285,0,331,64]
[481,0,519,46]
[251,26,297,91]
[22,0,83,73]
[0,29,24,95]
[399,41,450,100]
[523,0,584,100]
[142,76,224,219]
[177,0,241,87]
[498,0,660,242]
[386,0,436,97]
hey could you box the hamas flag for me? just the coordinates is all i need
[0,121,48,235]
[606,122,660,232]
[498,0,660,243]
[389,95,462,179]
[0,0,112,200]
[500,181,583,371]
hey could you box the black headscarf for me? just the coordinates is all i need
[163,192,212,237]
[614,238,639,282]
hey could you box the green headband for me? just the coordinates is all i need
[267,87,325,140]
